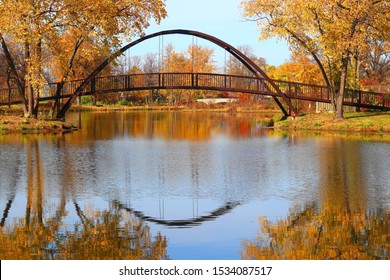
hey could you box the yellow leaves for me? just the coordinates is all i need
[0,0,167,115]
[268,55,324,85]
[0,0,168,70]
[241,0,390,117]
[240,0,390,63]
[163,44,217,73]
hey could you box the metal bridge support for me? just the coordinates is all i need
[56,29,298,119]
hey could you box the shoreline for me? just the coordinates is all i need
[68,104,281,114]
[274,111,390,134]
[1,105,389,135]
[0,115,78,134]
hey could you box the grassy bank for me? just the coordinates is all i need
[0,115,77,134]
[275,111,390,133]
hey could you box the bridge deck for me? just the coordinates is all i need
[1,72,389,111]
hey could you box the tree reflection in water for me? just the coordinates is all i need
[0,137,168,260]
[0,202,168,260]
[243,137,390,260]
[242,205,390,260]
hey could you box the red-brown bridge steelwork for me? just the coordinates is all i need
[1,71,389,113]
[0,29,389,116]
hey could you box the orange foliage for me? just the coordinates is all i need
[268,56,324,85]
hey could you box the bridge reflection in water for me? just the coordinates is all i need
[114,200,241,228]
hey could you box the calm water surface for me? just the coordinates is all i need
[1,111,390,260]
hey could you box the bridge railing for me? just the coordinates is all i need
[272,79,390,109]
[344,88,390,108]
[1,72,389,110]
[88,73,270,94]
[0,87,23,105]
[273,80,330,101]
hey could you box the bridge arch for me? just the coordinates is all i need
[56,29,297,118]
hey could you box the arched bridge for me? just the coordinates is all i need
[7,71,385,111]
[1,29,389,116]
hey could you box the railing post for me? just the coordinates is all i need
[357,90,361,112]
[56,82,62,114]
[91,77,96,94]
[125,74,130,89]
[382,93,385,110]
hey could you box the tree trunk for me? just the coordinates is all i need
[6,69,12,108]
[25,41,35,118]
[333,56,349,120]
[27,83,34,117]
[334,89,344,120]
[25,39,43,119]
[0,34,28,113]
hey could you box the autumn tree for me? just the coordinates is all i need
[185,44,217,104]
[226,45,267,102]
[162,43,217,105]
[0,0,166,118]
[267,55,323,85]
[360,38,390,91]
[227,45,266,77]
[142,52,159,105]
[241,0,390,119]
[0,36,28,109]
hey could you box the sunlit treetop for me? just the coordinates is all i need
[0,0,167,47]
[240,0,390,119]
[0,0,167,117]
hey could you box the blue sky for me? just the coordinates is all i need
[137,0,291,66]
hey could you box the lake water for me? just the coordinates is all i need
[1,111,390,260]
